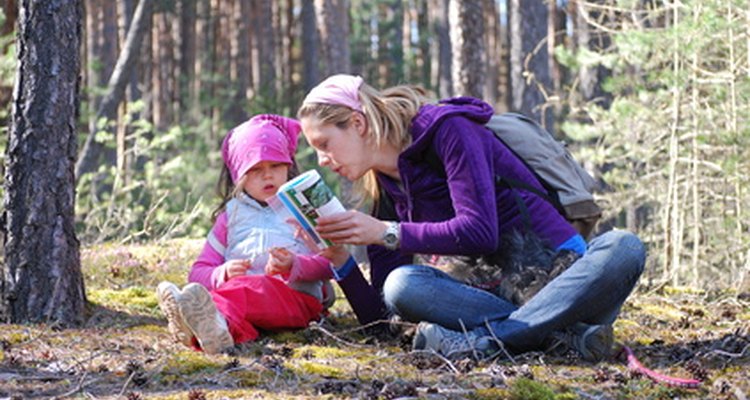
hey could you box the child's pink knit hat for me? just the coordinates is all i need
[221,114,301,184]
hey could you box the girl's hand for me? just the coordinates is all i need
[287,218,319,251]
[318,245,351,267]
[315,210,389,246]
[265,247,294,276]
[224,259,250,280]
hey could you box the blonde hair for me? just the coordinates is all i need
[298,81,432,205]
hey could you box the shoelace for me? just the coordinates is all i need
[618,345,701,388]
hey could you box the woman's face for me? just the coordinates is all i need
[301,115,370,181]
[242,160,290,202]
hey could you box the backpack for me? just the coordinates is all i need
[424,112,602,239]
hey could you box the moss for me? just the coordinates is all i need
[1,331,31,345]
[131,324,166,334]
[226,368,279,387]
[268,330,310,344]
[292,345,358,360]
[88,286,159,314]
[663,286,705,296]
[472,388,511,399]
[640,304,685,321]
[147,389,278,399]
[291,361,345,378]
[163,350,223,375]
[553,392,578,400]
[508,377,556,400]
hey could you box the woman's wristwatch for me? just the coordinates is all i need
[381,221,400,250]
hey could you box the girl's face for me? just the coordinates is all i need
[242,161,290,202]
[301,114,370,181]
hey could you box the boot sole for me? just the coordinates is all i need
[156,282,194,347]
[179,283,233,354]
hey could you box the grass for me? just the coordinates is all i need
[0,239,748,398]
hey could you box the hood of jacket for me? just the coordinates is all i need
[403,96,494,160]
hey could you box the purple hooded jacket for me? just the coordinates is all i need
[340,97,578,324]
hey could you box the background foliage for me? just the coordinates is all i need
[0,0,747,290]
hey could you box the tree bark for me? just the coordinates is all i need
[178,0,197,119]
[449,0,484,98]
[509,0,554,132]
[75,0,154,178]
[1,0,18,52]
[483,0,500,106]
[430,0,452,97]
[256,0,277,100]
[228,0,251,125]
[315,0,351,75]
[301,0,320,91]
[2,0,85,326]
[573,0,612,108]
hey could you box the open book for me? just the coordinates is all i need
[268,170,346,250]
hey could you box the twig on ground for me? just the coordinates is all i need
[575,389,606,400]
[54,371,102,400]
[117,371,136,398]
[308,322,370,348]
[703,343,750,359]
[409,349,461,374]
[483,319,516,364]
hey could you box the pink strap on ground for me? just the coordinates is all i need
[619,345,701,388]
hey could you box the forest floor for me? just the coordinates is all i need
[0,239,748,399]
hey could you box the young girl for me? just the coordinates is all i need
[157,114,345,354]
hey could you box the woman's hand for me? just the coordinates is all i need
[318,245,351,267]
[265,247,294,276]
[224,259,250,280]
[315,210,389,246]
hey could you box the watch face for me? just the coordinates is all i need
[383,223,399,249]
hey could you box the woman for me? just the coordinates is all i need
[298,74,645,361]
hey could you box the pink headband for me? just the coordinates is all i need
[221,114,301,184]
[302,74,364,112]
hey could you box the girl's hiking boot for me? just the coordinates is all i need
[412,322,495,360]
[178,283,234,354]
[157,281,194,347]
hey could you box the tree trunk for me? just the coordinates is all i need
[2,0,85,326]
[256,0,277,101]
[117,0,138,185]
[508,0,554,132]
[449,0,484,98]
[76,0,154,178]
[179,0,197,119]
[483,0,500,106]
[1,0,18,52]
[85,0,101,134]
[152,11,174,131]
[194,0,210,119]
[430,0,452,97]
[573,0,612,108]
[403,0,413,82]
[301,0,320,91]
[416,0,431,89]
[315,0,351,75]
[229,0,251,124]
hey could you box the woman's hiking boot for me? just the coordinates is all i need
[156,281,194,347]
[549,323,614,362]
[412,322,495,360]
[178,283,234,354]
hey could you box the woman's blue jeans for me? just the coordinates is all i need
[382,230,646,351]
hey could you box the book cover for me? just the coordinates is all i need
[268,170,345,250]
